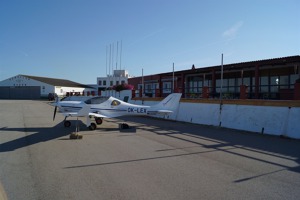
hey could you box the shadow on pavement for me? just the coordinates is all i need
[111,116,300,174]
[0,121,86,152]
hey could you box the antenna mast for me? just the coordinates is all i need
[120,40,122,70]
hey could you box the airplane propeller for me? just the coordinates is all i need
[53,106,57,121]
[53,97,59,121]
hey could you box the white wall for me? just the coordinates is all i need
[55,86,91,96]
[131,98,300,139]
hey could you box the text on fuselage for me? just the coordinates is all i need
[128,107,147,113]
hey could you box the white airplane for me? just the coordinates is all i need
[52,93,182,130]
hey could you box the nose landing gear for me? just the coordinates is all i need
[89,122,97,130]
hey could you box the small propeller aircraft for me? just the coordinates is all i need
[52,93,182,130]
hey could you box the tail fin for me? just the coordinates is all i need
[151,93,182,113]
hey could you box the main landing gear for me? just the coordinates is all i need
[88,117,103,130]
[63,116,103,131]
[64,120,71,128]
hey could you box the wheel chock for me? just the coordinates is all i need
[119,123,130,129]
[69,133,83,139]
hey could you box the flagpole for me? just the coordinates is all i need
[220,53,224,102]
[219,53,224,126]
[142,68,144,97]
[172,63,175,93]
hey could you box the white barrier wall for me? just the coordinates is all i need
[131,98,300,139]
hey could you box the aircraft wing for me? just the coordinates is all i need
[88,112,108,118]
[61,112,82,117]
[61,111,108,118]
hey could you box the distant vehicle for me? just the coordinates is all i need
[52,93,182,130]
[48,93,58,101]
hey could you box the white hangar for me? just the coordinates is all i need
[0,74,95,99]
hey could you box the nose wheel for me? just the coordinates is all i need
[89,122,97,130]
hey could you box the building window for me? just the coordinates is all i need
[121,80,125,84]
[260,76,268,93]
[290,74,298,89]
[98,80,102,85]
[103,80,106,86]
[145,84,152,93]
[163,82,172,93]
[110,81,113,86]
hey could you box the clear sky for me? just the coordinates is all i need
[0,0,299,84]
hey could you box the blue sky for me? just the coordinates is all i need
[0,0,299,84]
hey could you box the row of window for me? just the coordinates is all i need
[98,80,126,86]
[13,84,27,86]
[187,74,299,93]
[9,76,30,81]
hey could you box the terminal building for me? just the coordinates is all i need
[128,55,300,100]
[97,69,132,92]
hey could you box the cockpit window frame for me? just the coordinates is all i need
[84,97,109,104]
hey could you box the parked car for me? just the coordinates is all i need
[48,93,58,101]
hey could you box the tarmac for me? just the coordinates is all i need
[1,100,300,200]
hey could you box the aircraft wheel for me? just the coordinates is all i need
[64,121,71,127]
[89,123,97,130]
[95,117,103,125]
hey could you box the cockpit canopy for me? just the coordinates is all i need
[84,97,109,104]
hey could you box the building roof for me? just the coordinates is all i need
[148,55,300,77]
[185,55,300,72]
[21,75,93,88]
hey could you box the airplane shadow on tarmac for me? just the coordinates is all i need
[106,116,300,177]
[0,121,85,152]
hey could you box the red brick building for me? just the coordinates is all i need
[128,55,300,100]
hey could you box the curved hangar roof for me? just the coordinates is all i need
[21,75,93,88]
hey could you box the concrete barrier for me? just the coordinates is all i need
[130,97,300,139]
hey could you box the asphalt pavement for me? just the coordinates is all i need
[1,100,300,200]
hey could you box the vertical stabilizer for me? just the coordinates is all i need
[152,93,182,112]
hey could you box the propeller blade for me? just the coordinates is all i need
[53,106,57,121]
[53,97,59,121]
